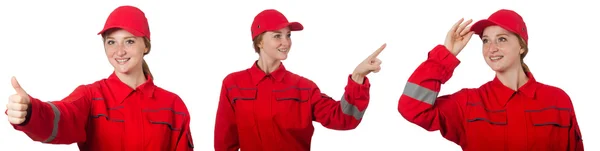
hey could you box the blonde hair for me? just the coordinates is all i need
[517,36,529,73]
[252,33,265,53]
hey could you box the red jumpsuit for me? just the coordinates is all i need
[214,61,371,151]
[398,45,584,151]
[7,73,194,151]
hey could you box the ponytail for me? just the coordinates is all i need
[142,37,153,79]
[142,59,153,79]
[517,36,530,73]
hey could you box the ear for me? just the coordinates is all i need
[258,41,264,49]
[519,47,525,55]
[144,48,149,54]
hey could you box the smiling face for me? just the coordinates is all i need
[256,27,292,61]
[103,29,148,75]
[481,25,525,73]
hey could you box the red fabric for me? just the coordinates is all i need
[215,61,371,151]
[398,45,584,151]
[97,5,151,40]
[471,9,528,44]
[250,9,303,40]
[9,72,193,151]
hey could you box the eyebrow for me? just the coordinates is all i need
[482,33,509,38]
[105,36,137,39]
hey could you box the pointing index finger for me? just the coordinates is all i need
[368,43,387,59]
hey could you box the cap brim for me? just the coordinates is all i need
[272,22,304,32]
[97,26,145,38]
[470,19,497,36]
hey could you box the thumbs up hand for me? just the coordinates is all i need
[7,76,31,125]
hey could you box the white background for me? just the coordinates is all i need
[1,0,598,150]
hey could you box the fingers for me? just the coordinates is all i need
[7,109,27,118]
[367,43,387,60]
[7,116,25,125]
[463,31,475,42]
[368,58,382,73]
[11,77,27,96]
[460,25,473,36]
[449,18,464,34]
[455,19,473,36]
[9,94,27,104]
[7,102,28,111]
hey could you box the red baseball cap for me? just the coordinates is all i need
[251,9,304,40]
[98,5,151,40]
[470,9,528,44]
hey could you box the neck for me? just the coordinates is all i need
[496,66,529,91]
[257,55,281,74]
[115,68,147,89]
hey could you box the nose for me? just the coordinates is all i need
[116,44,127,56]
[486,41,499,53]
[281,37,291,47]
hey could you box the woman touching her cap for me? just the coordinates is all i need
[214,9,386,151]
[5,5,194,151]
[398,9,584,151]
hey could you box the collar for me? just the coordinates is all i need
[490,72,539,102]
[106,72,156,103]
[248,60,287,85]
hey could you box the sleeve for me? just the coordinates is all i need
[397,45,469,144]
[310,74,371,130]
[561,93,584,151]
[173,97,194,151]
[8,85,92,144]
[214,79,239,151]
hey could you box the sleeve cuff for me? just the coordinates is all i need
[345,74,370,100]
[429,45,461,79]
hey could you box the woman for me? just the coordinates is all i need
[5,5,194,151]
[398,9,584,151]
[214,9,386,151]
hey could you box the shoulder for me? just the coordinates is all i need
[285,71,318,88]
[535,82,572,102]
[222,69,251,84]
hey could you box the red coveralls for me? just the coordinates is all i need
[7,73,194,151]
[214,61,371,151]
[398,45,584,151]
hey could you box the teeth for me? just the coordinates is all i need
[278,49,288,52]
[116,58,130,63]
[490,56,503,61]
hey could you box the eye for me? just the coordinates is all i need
[482,38,488,43]
[287,33,292,38]
[274,34,281,38]
[126,39,135,44]
[498,37,507,42]
[106,40,115,45]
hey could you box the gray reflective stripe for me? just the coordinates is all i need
[43,102,60,143]
[403,82,439,105]
[340,96,365,120]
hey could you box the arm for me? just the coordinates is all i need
[397,45,468,144]
[214,81,239,151]
[8,85,92,144]
[311,74,370,130]
[559,92,584,151]
[173,97,194,151]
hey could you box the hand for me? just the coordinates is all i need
[444,18,474,56]
[352,43,386,84]
[7,77,31,125]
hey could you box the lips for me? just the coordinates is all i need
[278,48,288,53]
[116,58,130,64]
[489,56,503,61]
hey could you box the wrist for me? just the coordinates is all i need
[351,73,365,84]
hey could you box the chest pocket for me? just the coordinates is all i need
[89,97,124,149]
[526,106,571,149]
[465,102,508,149]
[143,108,186,148]
[273,86,311,129]
[228,87,258,129]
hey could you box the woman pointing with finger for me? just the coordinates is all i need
[214,9,385,151]
[398,9,584,151]
[5,5,194,151]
